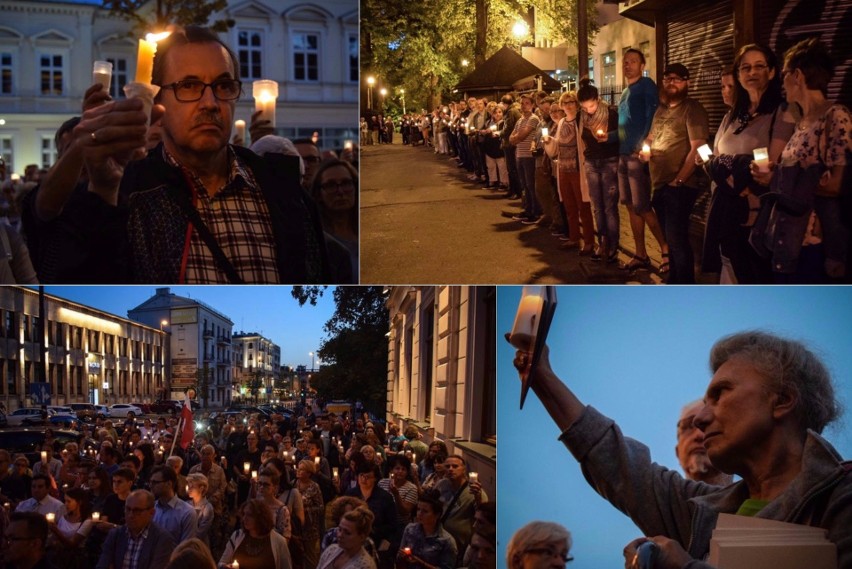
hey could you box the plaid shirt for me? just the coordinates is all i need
[163,146,280,283]
[121,526,149,569]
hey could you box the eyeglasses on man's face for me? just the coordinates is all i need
[161,78,243,102]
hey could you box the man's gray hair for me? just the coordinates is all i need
[709,330,841,433]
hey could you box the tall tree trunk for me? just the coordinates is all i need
[475,0,487,67]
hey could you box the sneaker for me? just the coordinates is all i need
[521,216,542,225]
[511,212,531,221]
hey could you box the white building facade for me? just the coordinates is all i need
[0,286,168,411]
[385,286,496,500]
[128,287,233,407]
[232,331,280,403]
[0,0,358,176]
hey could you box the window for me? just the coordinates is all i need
[41,135,57,168]
[602,51,616,88]
[39,53,64,96]
[6,359,16,395]
[237,30,263,80]
[293,33,319,82]
[348,34,358,82]
[1,52,12,95]
[420,297,435,423]
[588,57,595,85]
[31,316,38,343]
[4,311,13,338]
[480,288,496,444]
[22,315,29,341]
[106,57,128,99]
[54,322,64,345]
[89,330,99,352]
[74,326,82,349]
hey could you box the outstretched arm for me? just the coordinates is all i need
[511,342,584,432]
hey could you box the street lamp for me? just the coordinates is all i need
[366,76,375,110]
[309,351,315,372]
[512,20,529,40]
[160,319,168,330]
[461,58,469,67]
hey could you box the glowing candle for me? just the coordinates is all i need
[541,127,549,138]
[92,512,101,522]
[403,548,412,556]
[697,144,713,163]
[344,140,353,150]
[314,457,320,466]
[251,470,258,480]
[253,80,278,128]
[753,147,770,173]
[134,32,170,85]
[232,120,246,142]
[489,124,497,132]
[596,128,605,137]
[46,513,55,523]
[92,60,112,91]
[233,561,239,569]
[243,462,250,474]
[41,451,47,464]
[469,472,479,483]
[332,467,339,478]
[640,143,651,160]
[509,287,544,349]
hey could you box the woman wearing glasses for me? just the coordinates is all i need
[310,159,359,283]
[506,521,573,569]
[702,44,795,283]
[254,469,291,540]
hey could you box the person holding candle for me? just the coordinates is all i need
[46,488,94,569]
[642,63,709,283]
[3,511,57,569]
[316,505,377,569]
[253,469,291,540]
[510,331,851,569]
[397,490,456,569]
[220,499,292,569]
[577,79,620,263]
[702,45,794,284]
[509,94,544,224]
[432,457,486,565]
[85,467,113,513]
[186,472,215,547]
[33,444,62,482]
[751,37,852,282]
[378,455,418,529]
[344,463,396,569]
[96,489,176,569]
[296,460,325,569]
[76,25,330,284]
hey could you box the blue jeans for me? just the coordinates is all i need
[652,184,700,283]
[517,156,541,217]
[584,157,619,251]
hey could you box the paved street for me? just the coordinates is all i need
[361,139,665,284]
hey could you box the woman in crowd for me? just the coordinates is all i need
[166,538,217,569]
[47,487,94,569]
[703,43,795,283]
[220,499,292,569]
[133,443,156,489]
[340,452,368,495]
[506,521,573,569]
[187,472,215,547]
[483,106,509,190]
[419,452,447,492]
[296,459,325,569]
[378,455,418,528]
[86,466,112,513]
[397,490,457,569]
[544,91,595,255]
[310,158,359,282]
[256,468,291,540]
[321,497,371,553]
[752,37,852,282]
[577,79,620,263]
[316,505,376,569]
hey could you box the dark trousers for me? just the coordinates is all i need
[504,145,521,196]
[652,184,700,283]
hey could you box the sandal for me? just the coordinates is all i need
[659,252,670,273]
[606,250,619,264]
[621,255,650,271]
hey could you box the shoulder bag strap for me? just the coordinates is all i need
[440,481,469,523]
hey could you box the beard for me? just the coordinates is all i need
[663,87,688,105]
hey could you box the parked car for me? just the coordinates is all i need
[148,400,181,415]
[107,404,143,418]
[6,408,55,427]
[69,403,97,421]
[48,414,79,428]
[47,406,74,415]
[94,405,109,419]
[0,428,80,464]
[129,402,152,414]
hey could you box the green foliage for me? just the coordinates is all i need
[101,0,234,35]
[291,286,329,307]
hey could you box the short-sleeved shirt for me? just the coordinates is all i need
[378,478,418,525]
[780,104,852,168]
[714,107,795,157]
[648,97,710,189]
[514,114,541,158]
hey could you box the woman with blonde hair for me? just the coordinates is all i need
[167,537,216,569]
[186,472,214,546]
[316,505,376,569]
[506,521,573,569]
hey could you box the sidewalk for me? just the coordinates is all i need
[360,139,665,284]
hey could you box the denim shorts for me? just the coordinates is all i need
[618,154,652,214]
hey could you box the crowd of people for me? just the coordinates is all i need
[397,37,851,284]
[0,405,495,569]
[0,24,359,285]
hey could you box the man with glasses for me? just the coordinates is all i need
[96,490,175,569]
[675,400,733,486]
[4,512,56,569]
[75,25,329,284]
[149,466,196,543]
[292,139,323,190]
[641,63,709,284]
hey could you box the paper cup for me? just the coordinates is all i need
[123,81,160,127]
[93,60,113,92]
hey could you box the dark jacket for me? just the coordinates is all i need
[83,144,331,283]
[96,522,176,569]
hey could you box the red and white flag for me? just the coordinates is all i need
[180,394,194,449]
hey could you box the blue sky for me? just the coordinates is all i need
[38,286,337,369]
[497,286,852,569]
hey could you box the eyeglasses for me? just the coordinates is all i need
[161,78,243,102]
[738,63,768,74]
[524,547,574,563]
[320,179,355,193]
[676,417,698,437]
[662,76,686,84]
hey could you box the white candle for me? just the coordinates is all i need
[753,147,770,173]
[640,143,651,160]
[332,467,339,478]
[234,120,246,142]
[243,462,250,474]
[344,140,353,150]
[469,472,479,483]
[46,513,55,523]
[251,470,258,480]
[596,128,605,137]
[3,502,10,511]
[92,512,101,522]
[509,289,544,349]
[697,144,713,163]
[92,60,112,91]
[489,124,497,132]
[41,451,47,464]
[252,80,278,128]
[541,127,549,138]
[314,457,320,466]
[232,561,240,569]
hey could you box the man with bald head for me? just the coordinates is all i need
[96,489,175,569]
[675,399,733,486]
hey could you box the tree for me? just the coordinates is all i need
[101,0,234,35]
[292,287,389,414]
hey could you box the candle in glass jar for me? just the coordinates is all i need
[234,120,246,142]
[753,147,770,173]
[697,144,713,163]
[252,80,278,128]
[92,60,112,91]
[509,288,544,349]
[92,512,101,522]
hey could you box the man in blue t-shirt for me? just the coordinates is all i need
[618,48,669,272]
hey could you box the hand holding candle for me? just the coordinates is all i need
[92,512,101,522]
[640,143,651,161]
[509,288,544,350]
[753,147,770,173]
[46,513,55,523]
[697,144,713,163]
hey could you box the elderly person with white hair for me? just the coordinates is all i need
[506,521,573,569]
[166,455,188,500]
[512,330,851,569]
[186,472,214,546]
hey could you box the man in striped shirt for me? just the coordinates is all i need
[508,93,543,224]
